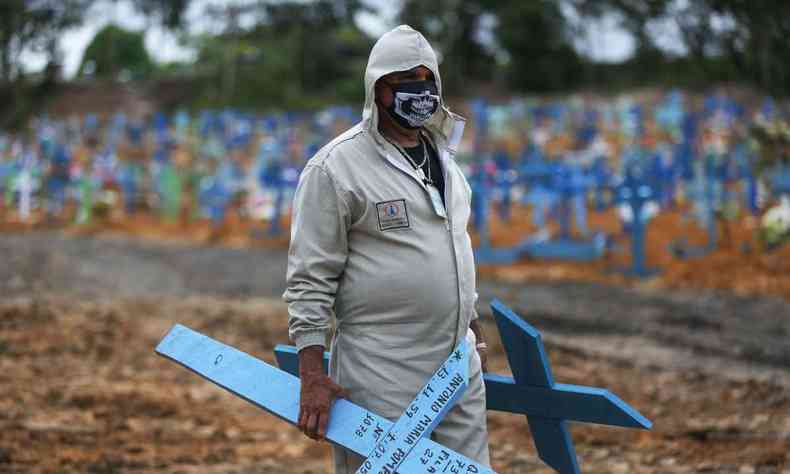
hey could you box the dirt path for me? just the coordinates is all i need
[0,232,288,299]
[2,230,787,382]
[477,280,790,386]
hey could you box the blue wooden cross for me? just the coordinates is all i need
[156,325,495,474]
[669,155,723,260]
[198,176,232,228]
[483,300,651,473]
[355,342,473,474]
[276,299,652,474]
[772,165,790,198]
[472,161,605,265]
[612,168,659,277]
[551,165,591,239]
[733,144,758,215]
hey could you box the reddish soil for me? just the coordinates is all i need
[475,204,790,302]
[0,296,787,473]
[1,200,789,473]
[3,200,788,301]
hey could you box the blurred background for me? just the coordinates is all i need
[5,0,790,111]
[1,1,789,473]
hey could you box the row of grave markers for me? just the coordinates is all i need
[2,92,789,261]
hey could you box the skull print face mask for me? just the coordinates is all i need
[383,80,440,130]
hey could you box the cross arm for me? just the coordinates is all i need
[484,373,652,429]
[273,346,650,429]
[156,325,495,474]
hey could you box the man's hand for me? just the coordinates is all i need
[477,344,489,373]
[297,346,346,441]
[470,319,489,373]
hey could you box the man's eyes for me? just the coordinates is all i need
[391,71,434,82]
[393,75,434,82]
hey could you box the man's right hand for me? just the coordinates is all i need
[297,346,347,441]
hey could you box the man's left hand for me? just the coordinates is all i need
[470,319,488,373]
[477,344,488,373]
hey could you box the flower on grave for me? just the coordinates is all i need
[759,196,790,249]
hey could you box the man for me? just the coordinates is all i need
[283,25,490,473]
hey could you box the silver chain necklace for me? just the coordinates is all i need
[385,134,433,186]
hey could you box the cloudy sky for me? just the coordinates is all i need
[20,0,681,79]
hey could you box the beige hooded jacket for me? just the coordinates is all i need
[283,25,483,425]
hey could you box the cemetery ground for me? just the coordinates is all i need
[0,220,789,473]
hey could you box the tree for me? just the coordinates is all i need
[489,0,584,92]
[570,0,790,95]
[398,0,586,94]
[128,0,192,29]
[399,0,497,94]
[706,0,790,95]
[188,0,374,109]
[0,0,92,83]
[78,25,154,81]
[568,0,671,51]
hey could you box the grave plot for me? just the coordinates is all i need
[474,204,790,301]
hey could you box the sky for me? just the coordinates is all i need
[19,0,669,80]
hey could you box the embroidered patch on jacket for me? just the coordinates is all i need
[376,199,410,231]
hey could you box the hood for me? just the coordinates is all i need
[363,25,465,152]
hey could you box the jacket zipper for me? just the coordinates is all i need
[376,131,465,349]
[438,146,463,349]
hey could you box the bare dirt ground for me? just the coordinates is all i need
[1,230,789,473]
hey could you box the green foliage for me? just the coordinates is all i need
[399,0,498,94]
[705,0,790,96]
[186,1,373,110]
[6,0,790,119]
[400,0,790,96]
[491,0,583,92]
[128,0,191,29]
[78,25,154,80]
[0,0,88,128]
[572,0,790,95]
[398,0,585,94]
[759,202,790,250]
[0,0,91,83]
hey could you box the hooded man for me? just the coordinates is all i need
[283,25,490,472]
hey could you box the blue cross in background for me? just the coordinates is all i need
[275,299,652,474]
[612,169,660,277]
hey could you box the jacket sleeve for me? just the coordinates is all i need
[283,163,351,351]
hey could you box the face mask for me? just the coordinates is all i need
[384,80,440,129]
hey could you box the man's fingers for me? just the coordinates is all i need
[305,411,319,439]
[317,410,329,440]
[298,379,345,441]
[478,349,489,373]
